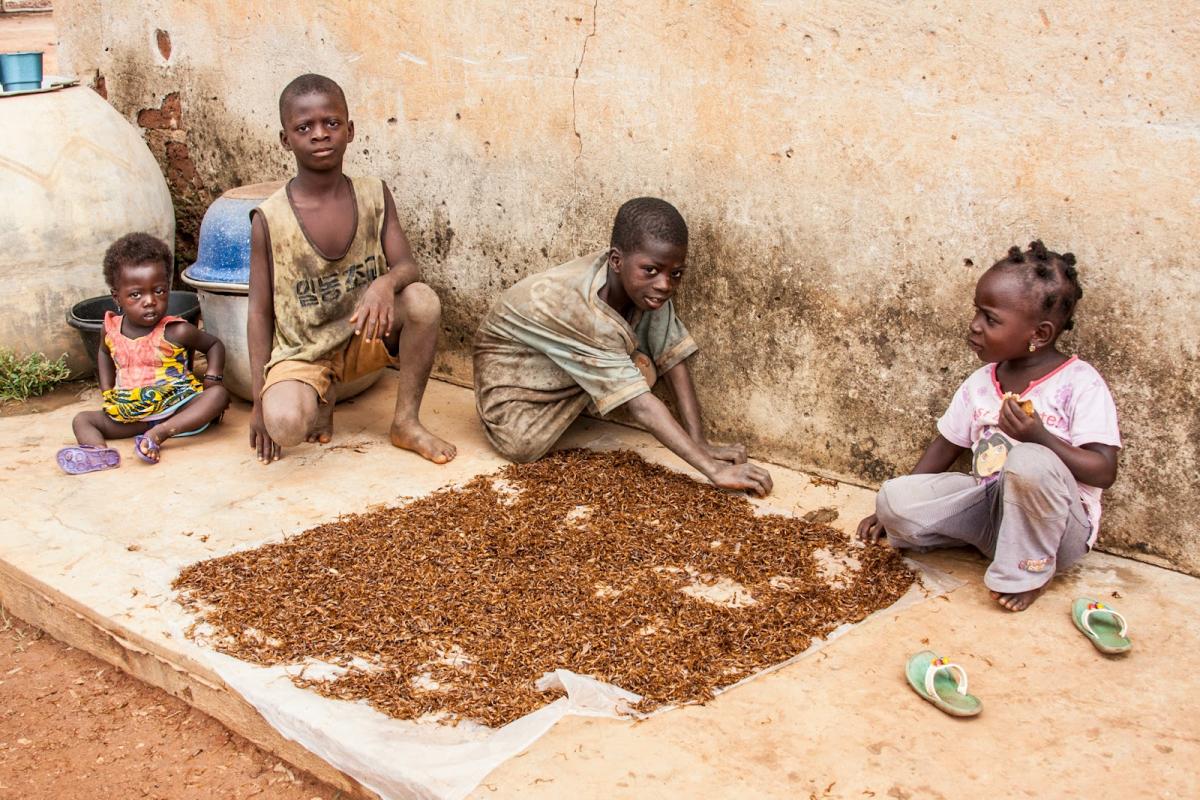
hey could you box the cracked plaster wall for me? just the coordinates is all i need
[56,1,1200,575]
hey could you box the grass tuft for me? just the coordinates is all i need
[0,349,71,402]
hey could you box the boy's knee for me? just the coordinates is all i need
[487,427,546,464]
[398,281,441,325]
[505,444,544,464]
[263,403,312,447]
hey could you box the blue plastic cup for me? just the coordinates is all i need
[0,51,44,92]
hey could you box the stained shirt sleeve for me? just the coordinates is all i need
[635,300,698,374]
[535,329,650,416]
[482,252,672,417]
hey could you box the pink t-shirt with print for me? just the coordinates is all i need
[936,356,1121,545]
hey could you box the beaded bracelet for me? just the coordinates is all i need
[203,374,224,383]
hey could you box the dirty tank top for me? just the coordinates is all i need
[255,175,388,370]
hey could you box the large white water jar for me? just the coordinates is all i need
[0,86,174,375]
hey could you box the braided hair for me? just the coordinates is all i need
[995,240,1083,331]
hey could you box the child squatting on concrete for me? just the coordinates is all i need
[58,233,230,473]
[856,241,1121,612]
[472,197,773,497]
[247,74,456,465]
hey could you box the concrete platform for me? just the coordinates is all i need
[0,376,1196,799]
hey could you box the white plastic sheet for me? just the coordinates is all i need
[184,557,961,800]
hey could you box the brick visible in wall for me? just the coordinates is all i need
[137,91,214,271]
[137,91,180,130]
[164,140,199,186]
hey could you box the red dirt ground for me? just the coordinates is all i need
[0,606,341,799]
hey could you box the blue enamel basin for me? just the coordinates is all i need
[183,180,284,288]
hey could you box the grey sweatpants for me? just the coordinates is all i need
[875,443,1091,592]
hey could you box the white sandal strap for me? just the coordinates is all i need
[924,658,968,697]
[1081,603,1129,638]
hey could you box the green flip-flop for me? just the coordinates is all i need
[905,650,982,717]
[1071,598,1132,654]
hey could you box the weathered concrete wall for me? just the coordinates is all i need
[55,1,1200,575]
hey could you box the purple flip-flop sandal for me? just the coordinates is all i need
[56,445,121,475]
[133,434,161,464]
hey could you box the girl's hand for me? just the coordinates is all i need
[997,397,1046,443]
[349,281,395,342]
[856,513,886,543]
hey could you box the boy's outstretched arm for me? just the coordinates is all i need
[624,391,773,496]
[247,213,281,463]
[662,359,747,465]
[857,434,964,541]
[349,183,419,342]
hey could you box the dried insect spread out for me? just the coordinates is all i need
[174,449,916,728]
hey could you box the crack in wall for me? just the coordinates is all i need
[552,0,600,245]
[571,0,599,160]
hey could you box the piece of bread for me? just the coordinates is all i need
[1001,392,1035,417]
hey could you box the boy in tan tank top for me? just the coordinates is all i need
[247,74,456,465]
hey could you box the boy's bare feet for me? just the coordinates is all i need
[389,419,457,464]
[990,586,1046,612]
[306,400,334,444]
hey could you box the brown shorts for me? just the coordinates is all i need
[262,334,396,403]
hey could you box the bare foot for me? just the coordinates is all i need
[135,431,162,464]
[389,419,457,464]
[306,401,334,444]
[990,586,1046,612]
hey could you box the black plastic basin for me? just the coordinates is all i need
[66,291,201,373]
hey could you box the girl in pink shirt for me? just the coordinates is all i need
[857,241,1120,612]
